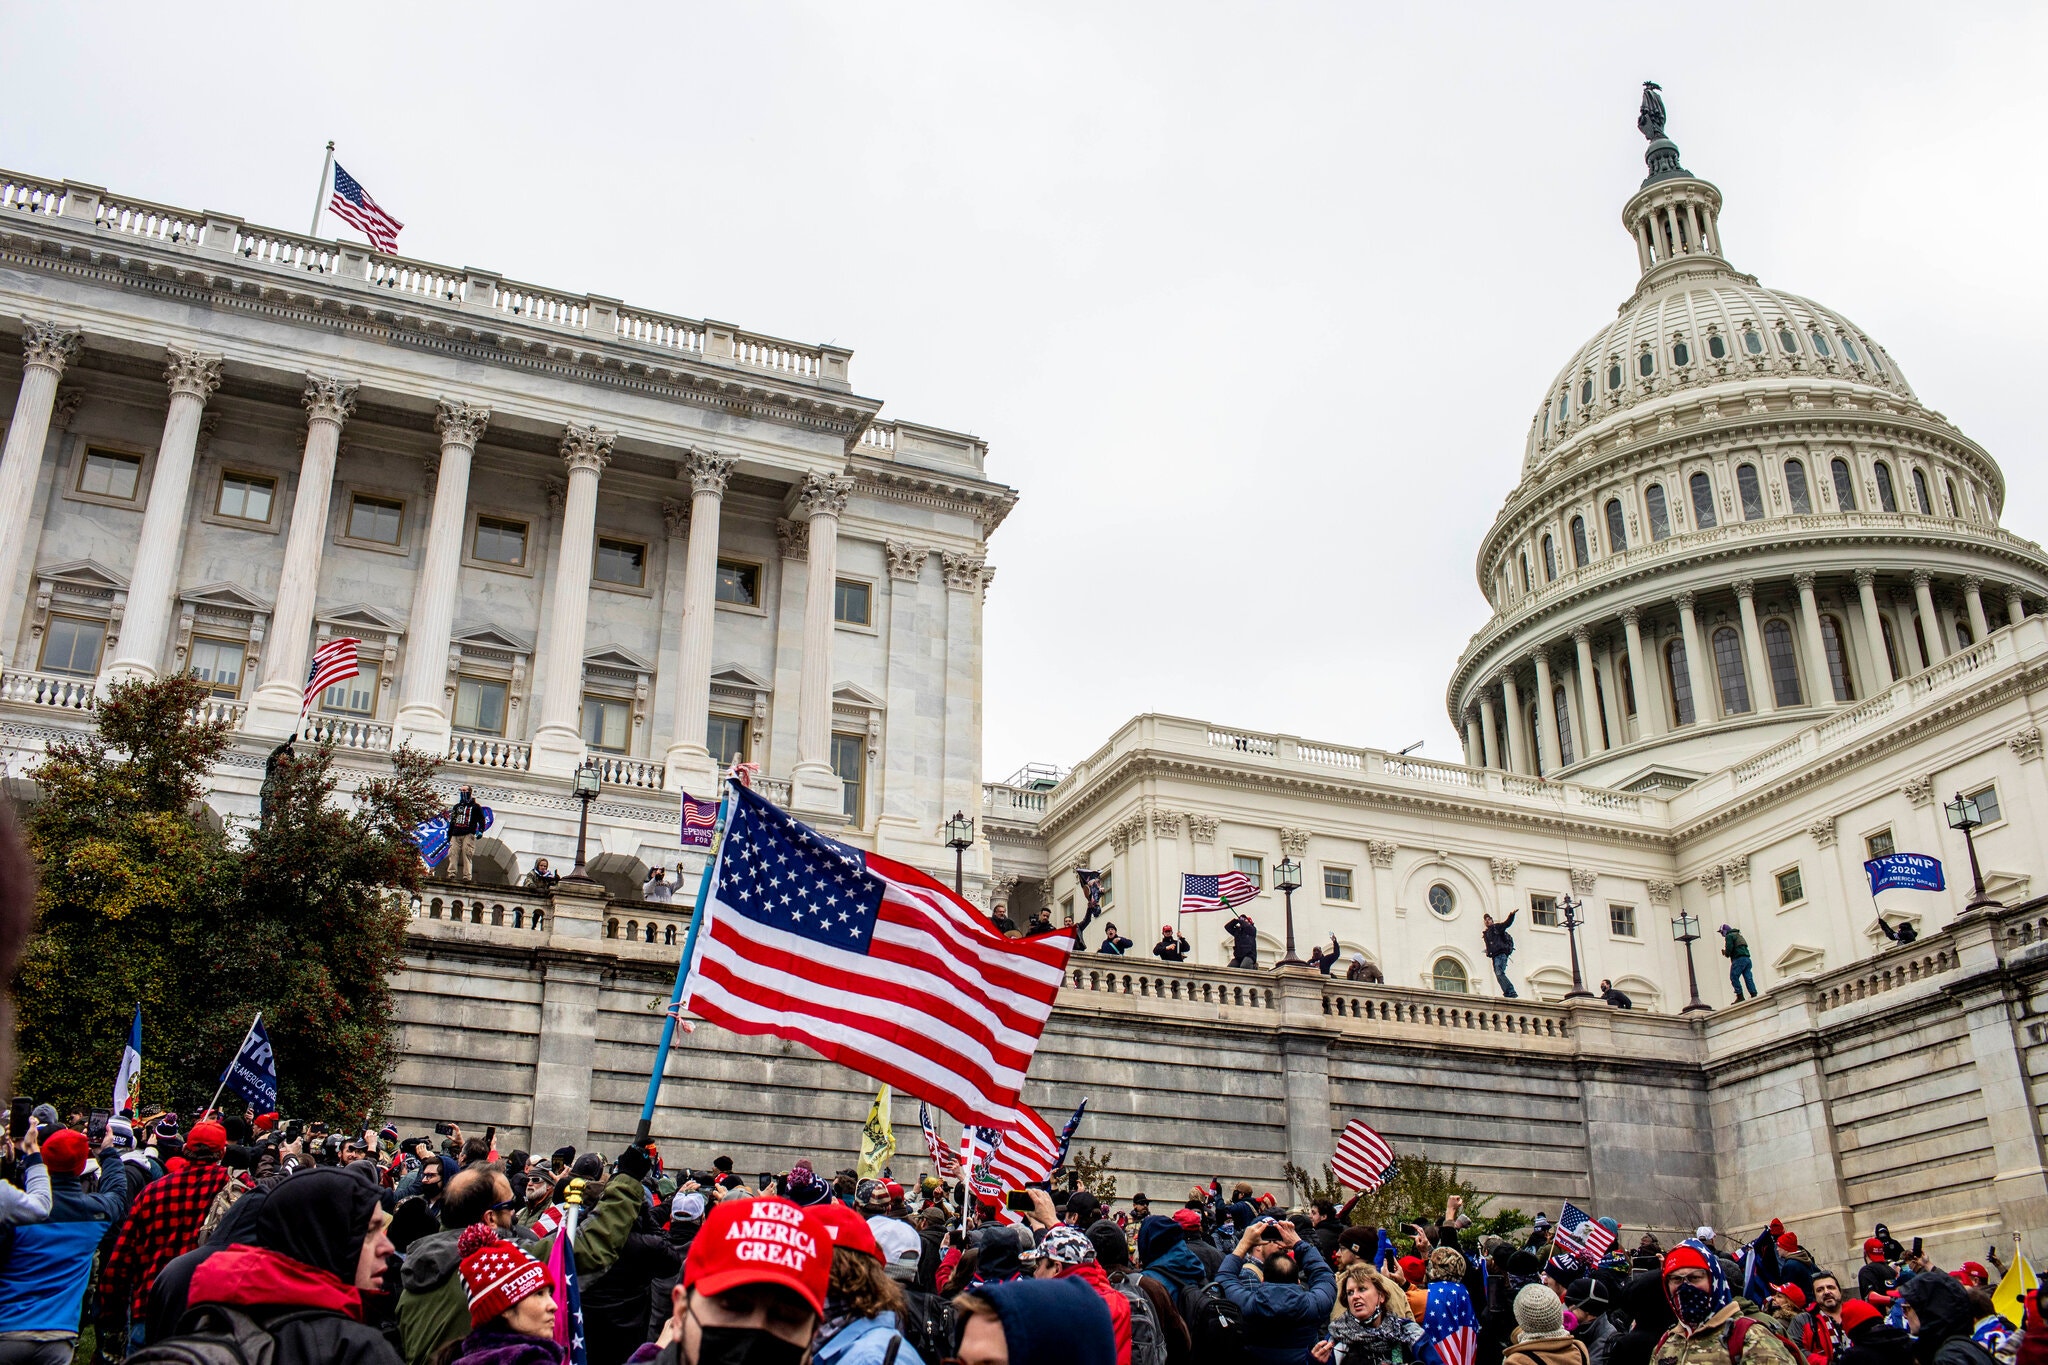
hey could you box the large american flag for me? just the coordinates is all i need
[682,782,1072,1126]
[1181,870,1259,913]
[303,637,361,713]
[1419,1282,1479,1365]
[330,163,403,254]
[1332,1117,1398,1191]
[1551,1200,1616,1261]
[680,793,718,849]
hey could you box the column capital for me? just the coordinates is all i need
[434,399,490,447]
[884,541,930,580]
[776,517,810,560]
[686,450,737,496]
[302,374,359,424]
[1911,568,1934,590]
[1674,590,1697,612]
[163,347,223,401]
[1619,605,1642,627]
[1571,625,1591,645]
[1731,578,1756,601]
[941,551,985,592]
[559,423,615,474]
[1854,567,1878,589]
[796,471,855,519]
[1793,571,1817,592]
[661,499,690,539]
[21,318,81,372]
[1494,668,1517,691]
[1962,575,1984,593]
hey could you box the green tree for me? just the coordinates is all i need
[1069,1145,1119,1201]
[1286,1152,1493,1240]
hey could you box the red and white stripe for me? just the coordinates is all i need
[304,636,361,712]
[1332,1117,1397,1191]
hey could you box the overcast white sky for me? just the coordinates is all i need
[12,3,2048,780]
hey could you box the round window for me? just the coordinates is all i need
[1708,333,1727,360]
[1428,884,1455,917]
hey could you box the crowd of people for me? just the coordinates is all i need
[0,1107,2034,1365]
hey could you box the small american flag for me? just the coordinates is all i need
[330,163,403,254]
[919,1101,960,1179]
[1420,1282,1479,1365]
[680,793,718,849]
[1552,1201,1616,1261]
[304,637,361,713]
[1181,870,1259,913]
[1332,1117,1398,1191]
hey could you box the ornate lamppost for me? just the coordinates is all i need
[567,760,602,881]
[1274,856,1305,966]
[944,810,975,895]
[1943,791,2001,912]
[1557,894,1595,1000]
[1672,908,1712,1013]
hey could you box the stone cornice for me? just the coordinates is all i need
[848,455,1017,537]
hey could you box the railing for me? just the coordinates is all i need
[95,194,204,246]
[0,670,96,712]
[304,713,393,751]
[758,777,792,806]
[615,308,706,354]
[233,226,338,274]
[1732,734,1807,787]
[1320,983,1574,1042]
[366,257,466,302]
[1381,754,1479,787]
[191,697,247,729]
[1910,634,2000,697]
[446,734,532,771]
[859,422,896,453]
[590,753,666,790]
[1065,963,1276,1010]
[732,333,820,379]
[1814,944,1956,1013]
[983,783,1049,821]
[491,281,588,328]
[0,173,65,217]
[1208,727,1277,756]
[411,882,550,934]
[1297,742,1366,770]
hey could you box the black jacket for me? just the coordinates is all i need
[1483,912,1517,957]
[581,1206,679,1365]
[1839,1321,1916,1365]
[1154,934,1190,962]
[1897,1272,1995,1365]
[447,795,484,837]
[1601,986,1633,1009]
[644,1220,699,1342]
[1225,915,1258,959]
[1857,1261,1897,1301]
[1098,934,1134,955]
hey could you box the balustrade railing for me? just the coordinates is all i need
[615,309,706,354]
[95,195,204,246]
[366,258,466,301]
[304,714,393,751]
[1065,963,1276,1010]
[0,670,96,712]
[0,174,65,216]
[446,734,532,771]
[732,333,820,379]
[982,783,1048,820]
[590,753,666,790]
[191,697,246,729]
[1319,982,1573,1042]
[491,281,588,328]
[233,226,338,274]
[858,422,896,452]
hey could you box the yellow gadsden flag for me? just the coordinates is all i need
[1994,1252,2037,1329]
[857,1083,896,1181]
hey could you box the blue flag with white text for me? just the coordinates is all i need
[1866,853,1944,894]
[221,1016,278,1112]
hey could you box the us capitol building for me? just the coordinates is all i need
[5,91,2048,1260]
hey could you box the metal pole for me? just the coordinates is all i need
[1681,935,1711,1013]
[206,1011,262,1116]
[309,142,334,236]
[570,790,593,878]
[1562,897,1593,999]
[1278,885,1302,966]
[954,843,964,895]
[1963,822,1993,908]
[635,785,730,1145]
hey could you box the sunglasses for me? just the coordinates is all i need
[486,1198,521,1213]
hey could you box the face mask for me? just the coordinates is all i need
[693,1324,808,1365]
[1672,1281,1719,1328]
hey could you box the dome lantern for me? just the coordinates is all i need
[1623,82,1724,276]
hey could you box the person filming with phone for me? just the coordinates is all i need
[1217,1215,1337,1365]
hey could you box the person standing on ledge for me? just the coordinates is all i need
[1719,923,1758,1001]
[1224,910,1259,969]
[446,785,485,883]
[1153,926,1190,962]
[1096,923,1133,956]
[1481,911,1518,998]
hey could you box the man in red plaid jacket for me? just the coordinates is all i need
[99,1120,232,1346]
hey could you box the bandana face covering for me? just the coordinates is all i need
[1673,1281,1720,1328]
[1664,1238,1733,1331]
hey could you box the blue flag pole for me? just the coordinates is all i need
[634,783,732,1145]
[205,1011,262,1117]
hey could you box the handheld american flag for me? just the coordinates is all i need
[303,637,361,714]
[920,1101,960,1179]
[1419,1282,1479,1365]
[680,793,717,849]
[1332,1117,1398,1191]
[1551,1201,1616,1261]
[1182,871,1259,913]
[681,782,1072,1126]
[329,163,403,254]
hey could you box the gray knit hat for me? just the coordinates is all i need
[1514,1284,1567,1339]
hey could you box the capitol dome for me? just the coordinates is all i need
[1447,85,2048,792]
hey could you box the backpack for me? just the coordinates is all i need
[126,1304,328,1365]
[1176,1280,1245,1365]
[197,1178,249,1244]
[895,1284,955,1365]
[1727,1315,1803,1365]
[1115,1281,1169,1365]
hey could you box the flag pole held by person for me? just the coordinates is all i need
[635,785,735,1145]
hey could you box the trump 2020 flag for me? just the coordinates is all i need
[1866,853,1944,894]
[410,815,449,868]
[112,1008,142,1117]
[220,1015,278,1112]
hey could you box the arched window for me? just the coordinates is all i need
[1810,330,1832,356]
[1945,476,1959,516]
[1713,626,1751,714]
[1832,457,1858,511]
[1956,621,1974,648]
[1432,957,1470,994]
[665,923,678,946]
[1778,327,1799,354]
[1763,619,1801,706]
[1666,638,1696,726]
[1785,459,1812,514]
[1554,685,1575,766]
[1689,471,1717,529]
[469,905,482,924]
[1881,615,1901,679]
[645,921,658,944]
[1645,484,1671,541]
[1619,656,1637,717]
[512,907,524,928]
[1541,535,1557,582]
[626,919,639,940]
[1911,615,1930,671]
[1875,461,1898,513]
[1593,668,1611,745]
[1709,332,1728,360]
[1820,614,1854,701]
[1570,516,1590,568]
[1605,499,1627,551]
[1672,340,1690,367]
[1743,329,1764,355]
[491,906,504,926]
[606,918,619,939]
[1912,467,1932,514]
[1520,554,1532,592]
[1737,464,1764,521]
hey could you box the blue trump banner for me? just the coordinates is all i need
[209,1013,278,1114]
[1866,852,1944,895]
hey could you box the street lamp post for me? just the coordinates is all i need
[1274,856,1305,966]
[1943,791,2001,912]
[1672,909,1712,1013]
[944,810,975,895]
[567,761,602,881]
[1557,894,1595,999]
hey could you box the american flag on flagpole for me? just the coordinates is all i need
[329,163,402,254]
[303,637,361,713]
[1419,1281,1480,1365]
[680,793,717,849]
[1332,1117,1398,1191]
[1181,870,1260,913]
[1551,1201,1616,1261]
[919,1101,960,1179]
[681,781,1072,1126]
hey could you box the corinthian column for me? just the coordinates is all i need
[1620,606,1664,739]
[1572,627,1605,756]
[247,376,357,736]
[1674,591,1707,723]
[394,401,489,750]
[103,347,224,684]
[1498,670,1524,773]
[664,451,737,795]
[789,472,856,814]
[0,320,81,668]
[1794,573,1835,705]
[1532,650,1559,774]
[1856,569,1893,687]
[1734,579,1773,713]
[1912,570,1946,665]
[531,424,615,777]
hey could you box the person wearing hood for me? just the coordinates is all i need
[1346,955,1384,983]
[1565,1279,1619,1365]
[641,1196,831,1365]
[1505,1286,1590,1365]
[1836,1301,1915,1365]
[1314,1265,1423,1365]
[178,1166,402,1365]
[1138,1215,1210,1302]
[1649,1241,1798,1365]
[1897,1274,1995,1365]
[1022,1226,1132,1365]
[1219,1215,1339,1365]
[0,1126,129,1365]
[101,1118,230,1349]
[953,1277,1116,1365]
[807,1203,929,1365]
[144,1173,281,1342]
[443,1224,563,1365]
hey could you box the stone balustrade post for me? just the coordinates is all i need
[394,401,489,752]
[0,320,81,669]
[529,879,609,1155]
[1274,965,1339,1175]
[531,425,615,777]
[663,451,736,795]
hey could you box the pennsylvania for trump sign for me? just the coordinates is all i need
[1865,853,1944,895]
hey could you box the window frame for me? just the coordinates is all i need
[1713,625,1751,715]
[207,468,281,531]
[1865,828,1895,860]
[1530,893,1560,929]
[714,557,767,614]
[1609,903,1638,939]
[1775,865,1806,908]
[1570,515,1590,568]
[580,694,632,752]
[832,731,867,824]
[1427,883,1456,918]
[335,489,410,555]
[1431,956,1470,994]
[1819,613,1855,702]
[186,635,247,699]
[1763,617,1802,707]
[1541,535,1557,583]
[67,443,148,510]
[592,534,651,593]
[1874,461,1898,513]
[706,713,752,768]
[1831,457,1858,511]
[1689,470,1718,529]
[1912,466,1933,515]
[1231,853,1265,892]
[320,656,380,717]
[1784,458,1812,515]
[38,613,108,677]
[1965,783,2003,829]
[452,674,510,736]
[463,510,534,574]
[1736,463,1764,521]
[1667,636,1696,726]
[1322,865,1354,903]
[833,576,877,630]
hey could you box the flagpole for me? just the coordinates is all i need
[309,142,335,236]
[633,784,730,1145]
[206,1010,262,1117]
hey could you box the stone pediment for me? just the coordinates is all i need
[35,558,128,591]
[451,624,535,656]
[318,603,407,636]
[832,681,885,709]
[1773,942,1827,976]
[710,662,771,694]
[180,582,274,613]
[584,643,654,673]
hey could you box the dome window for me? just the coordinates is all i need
[1605,498,1627,552]
[1708,333,1728,360]
[1820,614,1855,701]
[1714,626,1752,714]
[1840,336,1861,363]
[1785,458,1812,515]
[1645,483,1671,541]
[1743,330,1764,355]
[1943,476,1959,515]
[1689,471,1717,529]
[1831,457,1858,511]
[1541,406,1550,440]
[1558,392,1570,422]
[1541,535,1557,583]
[1875,461,1898,513]
[1580,378,1594,406]
[1912,467,1933,514]
[1810,331,1832,357]
[1608,363,1623,391]
[1764,619,1802,707]
[1554,685,1575,766]
[1638,351,1655,378]
[1520,553,1532,592]
[1778,328,1799,354]
[1737,463,1764,521]
[1672,340,1691,367]
[1666,638,1696,726]
[1570,516,1590,568]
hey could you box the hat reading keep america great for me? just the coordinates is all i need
[684,1197,830,1316]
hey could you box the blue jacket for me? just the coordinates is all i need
[815,1312,928,1365]
[0,1156,132,1333]
[1216,1244,1339,1365]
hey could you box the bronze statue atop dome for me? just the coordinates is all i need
[1638,81,1666,141]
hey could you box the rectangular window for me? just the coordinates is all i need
[1061,896,1074,925]
[1777,867,1805,906]
[1323,867,1354,901]
[347,494,404,545]
[79,449,142,500]
[1609,903,1637,938]
[715,560,759,607]
[1865,828,1895,859]
[594,537,646,587]
[453,676,508,734]
[1232,854,1264,890]
[1531,894,1559,928]
[706,714,750,768]
[1099,868,1114,907]
[187,638,245,698]
[831,732,865,823]
[581,696,630,751]
[1967,784,2002,825]
[322,660,378,716]
[834,579,872,626]
[472,515,528,566]
[39,616,106,676]
[216,472,275,523]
